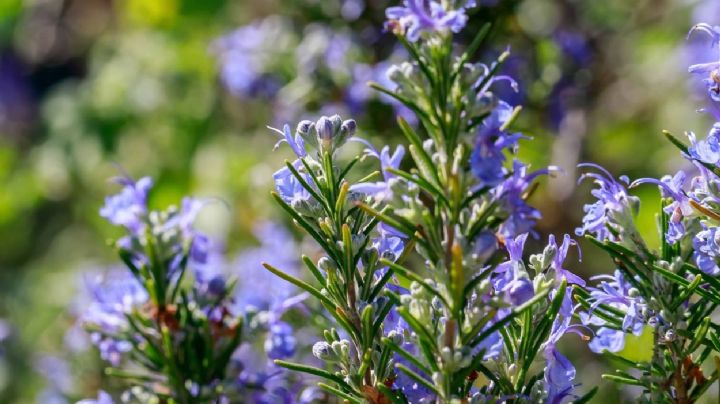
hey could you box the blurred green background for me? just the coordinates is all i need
[0,0,718,401]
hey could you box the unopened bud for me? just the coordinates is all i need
[316,116,335,145]
[312,341,334,361]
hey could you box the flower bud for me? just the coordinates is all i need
[207,276,226,296]
[316,116,335,151]
[432,372,443,387]
[318,257,335,273]
[329,114,342,129]
[541,243,557,269]
[387,330,404,345]
[312,341,334,361]
[410,281,424,297]
[507,277,534,306]
[331,340,350,357]
[387,64,404,83]
[340,119,357,138]
[297,120,314,137]
[440,346,453,364]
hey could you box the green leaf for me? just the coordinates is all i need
[317,382,362,403]
[396,35,436,90]
[683,263,720,294]
[386,167,448,206]
[453,22,492,77]
[602,373,644,386]
[408,144,443,191]
[375,384,408,404]
[397,116,442,186]
[285,160,331,215]
[338,155,361,183]
[368,82,433,124]
[341,223,354,280]
[301,255,326,286]
[653,264,720,304]
[357,204,416,238]
[381,337,431,376]
[275,360,356,392]
[664,130,720,176]
[395,363,441,396]
[379,258,450,308]
[688,316,711,353]
[396,306,438,351]
[371,299,395,341]
[468,287,550,348]
[262,263,334,308]
[367,265,395,302]
[670,274,703,310]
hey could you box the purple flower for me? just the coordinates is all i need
[576,163,637,242]
[232,222,303,315]
[350,144,405,200]
[582,270,646,352]
[80,269,148,365]
[384,309,437,402]
[270,124,307,158]
[493,233,527,291]
[385,0,469,42]
[688,162,720,207]
[543,315,584,404]
[688,123,720,165]
[471,101,524,188]
[544,343,576,404]
[273,163,312,206]
[233,344,294,403]
[546,234,585,287]
[688,23,720,103]
[373,223,405,262]
[493,161,547,237]
[99,176,152,233]
[631,171,692,244]
[506,277,534,306]
[264,321,296,360]
[693,225,720,275]
[474,317,504,360]
[588,328,626,354]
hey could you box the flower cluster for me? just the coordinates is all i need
[72,2,720,403]
[78,177,319,402]
[570,22,720,402]
[385,0,473,41]
[77,176,246,401]
[260,3,597,402]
